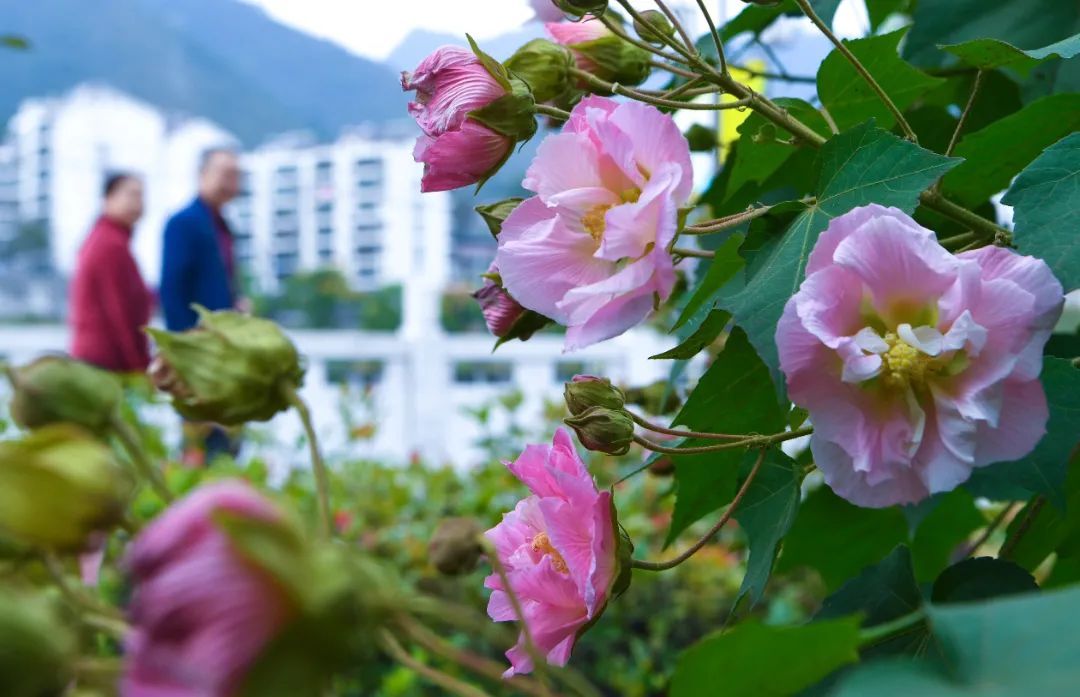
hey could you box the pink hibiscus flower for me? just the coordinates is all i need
[494,96,693,350]
[777,204,1064,507]
[485,429,618,676]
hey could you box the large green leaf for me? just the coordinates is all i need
[904,0,1080,68]
[834,585,1080,696]
[909,489,984,583]
[941,32,1080,70]
[940,94,1080,209]
[664,329,786,545]
[718,0,842,42]
[777,486,908,592]
[1001,132,1080,289]
[717,122,960,390]
[930,557,1038,604]
[817,29,943,132]
[968,359,1080,510]
[671,616,860,697]
[671,234,744,332]
[733,447,802,604]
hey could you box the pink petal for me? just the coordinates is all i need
[807,203,933,276]
[546,17,610,45]
[607,101,695,203]
[403,46,505,136]
[414,123,511,193]
[972,378,1049,466]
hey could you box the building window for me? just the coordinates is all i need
[326,360,384,390]
[453,361,513,385]
[554,361,605,384]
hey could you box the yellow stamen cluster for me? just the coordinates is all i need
[880,332,934,389]
[583,205,612,242]
[531,532,569,574]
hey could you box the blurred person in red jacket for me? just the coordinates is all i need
[69,173,153,373]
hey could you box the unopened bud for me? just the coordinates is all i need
[554,0,608,16]
[564,406,634,456]
[0,591,75,696]
[7,356,122,435]
[633,9,674,44]
[571,34,652,86]
[0,425,131,551]
[684,123,718,152]
[505,39,575,104]
[146,307,305,425]
[428,517,483,576]
[564,375,625,416]
[475,198,523,238]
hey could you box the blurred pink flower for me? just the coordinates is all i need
[402,47,513,192]
[122,480,296,696]
[546,16,609,72]
[494,96,692,350]
[777,204,1064,508]
[529,0,566,23]
[485,429,617,676]
[473,277,526,338]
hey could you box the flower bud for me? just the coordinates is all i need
[7,355,122,435]
[564,375,626,416]
[0,591,75,697]
[146,306,305,426]
[547,16,652,87]
[475,197,524,237]
[554,0,608,16]
[633,9,675,44]
[0,425,132,551]
[505,39,575,103]
[684,123,718,152]
[428,517,483,576]
[564,406,634,455]
[473,278,527,339]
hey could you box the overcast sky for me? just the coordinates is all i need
[240,1,869,62]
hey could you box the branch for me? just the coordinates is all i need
[693,0,727,75]
[792,0,917,141]
[633,427,812,455]
[672,247,715,259]
[378,630,494,697]
[284,386,333,538]
[1000,497,1046,560]
[629,411,744,440]
[683,205,774,234]
[632,448,766,571]
[944,70,984,158]
[535,103,570,121]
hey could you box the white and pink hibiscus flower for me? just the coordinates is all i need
[777,204,1064,507]
[494,96,693,350]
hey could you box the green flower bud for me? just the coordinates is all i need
[555,0,608,16]
[505,39,575,104]
[475,198,524,238]
[564,406,634,456]
[633,9,675,44]
[564,375,626,416]
[7,356,122,435]
[428,517,483,576]
[572,34,652,86]
[684,123,719,152]
[465,36,538,146]
[0,591,75,697]
[146,306,305,426]
[0,425,132,551]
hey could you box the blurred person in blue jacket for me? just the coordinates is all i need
[159,147,243,465]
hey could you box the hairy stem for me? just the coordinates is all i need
[654,0,696,54]
[944,70,984,158]
[694,0,728,74]
[378,630,493,697]
[859,609,926,646]
[672,247,715,259]
[683,205,774,234]
[284,386,334,539]
[535,103,570,120]
[110,415,173,503]
[633,449,765,571]
[1000,496,1046,560]
[630,411,743,440]
[634,427,812,455]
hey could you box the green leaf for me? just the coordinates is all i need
[1001,132,1080,289]
[940,94,1080,208]
[904,0,1080,69]
[909,489,984,583]
[817,29,943,132]
[969,359,1080,510]
[664,329,786,545]
[733,447,802,605]
[866,0,910,32]
[671,616,861,697]
[835,584,1080,696]
[651,311,729,360]
[941,31,1080,70]
[725,100,830,201]
[672,233,744,331]
[778,486,908,592]
[0,35,29,50]
[931,557,1038,604]
[717,0,840,42]
[717,122,960,390]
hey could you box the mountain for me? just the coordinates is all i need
[387,27,544,72]
[0,0,406,144]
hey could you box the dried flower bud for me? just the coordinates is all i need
[505,39,575,103]
[633,9,675,44]
[7,356,122,435]
[564,375,626,416]
[428,517,483,576]
[146,307,305,426]
[0,425,131,551]
[564,406,634,455]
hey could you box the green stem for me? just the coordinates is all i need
[694,0,728,75]
[110,415,173,503]
[535,103,570,121]
[378,630,493,697]
[654,0,696,54]
[963,501,1019,558]
[683,205,774,234]
[944,70,984,157]
[792,0,917,141]
[1000,496,1046,560]
[284,386,334,539]
[859,609,926,646]
[634,427,812,455]
[919,189,1011,245]
[672,247,715,259]
[633,449,765,571]
[629,411,743,440]
[612,0,695,61]
[570,67,740,111]
[938,230,977,251]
